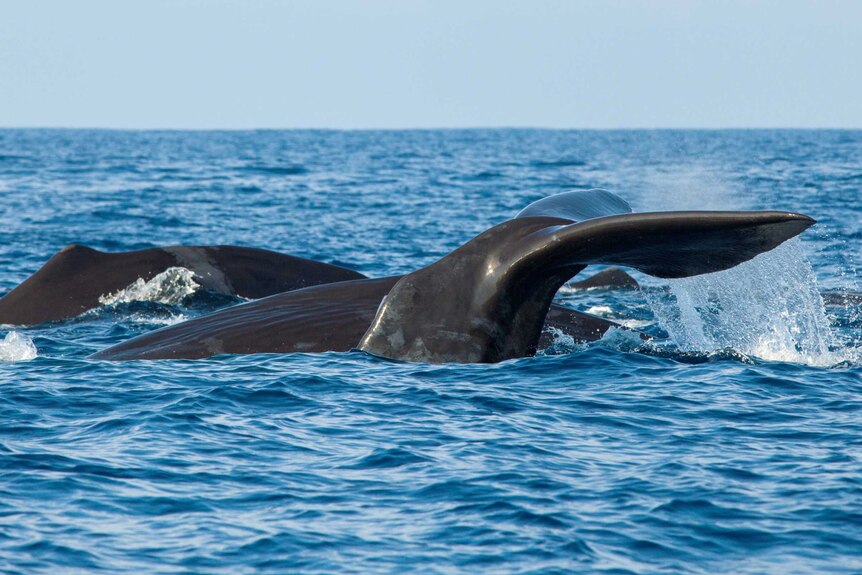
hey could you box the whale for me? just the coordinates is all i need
[88,275,623,360]
[569,267,638,290]
[0,245,364,326]
[0,238,629,329]
[91,190,815,363]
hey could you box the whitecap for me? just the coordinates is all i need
[0,331,37,362]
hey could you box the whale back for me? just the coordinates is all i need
[0,245,365,326]
[358,191,815,363]
[515,188,632,222]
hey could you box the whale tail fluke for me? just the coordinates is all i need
[569,267,639,290]
[532,210,816,279]
[358,192,815,364]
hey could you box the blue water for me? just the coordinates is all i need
[1,129,861,574]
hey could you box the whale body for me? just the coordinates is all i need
[0,245,364,326]
[88,275,622,360]
[92,190,815,363]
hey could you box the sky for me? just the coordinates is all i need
[0,0,860,130]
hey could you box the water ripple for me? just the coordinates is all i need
[1,129,861,573]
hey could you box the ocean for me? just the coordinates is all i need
[1,129,861,574]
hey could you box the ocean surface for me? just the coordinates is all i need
[1,129,861,574]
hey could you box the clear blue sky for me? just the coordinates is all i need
[1,0,859,129]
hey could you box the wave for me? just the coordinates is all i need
[239,164,308,176]
[530,158,587,169]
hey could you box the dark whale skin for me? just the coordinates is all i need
[89,191,815,364]
[89,276,620,360]
[0,245,364,326]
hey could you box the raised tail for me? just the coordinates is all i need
[357,191,815,364]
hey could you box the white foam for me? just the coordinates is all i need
[618,319,653,330]
[599,326,646,352]
[644,239,857,367]
[585,305,613,315]
[129,312,188,326]
[99,267,200,306]
[540,326,578,355]
[584,306,651,328]
[0,331,37,362]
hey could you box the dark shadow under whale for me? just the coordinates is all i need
[0,245,364,326]
[91,190,815,363]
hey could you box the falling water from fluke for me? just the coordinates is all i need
[644,239,855,367]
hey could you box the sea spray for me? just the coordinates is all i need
[538,326,578,355]
[643,239,853,366]
[0,331,37,361]
[635,165,746,211]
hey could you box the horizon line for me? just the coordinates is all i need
[1,125,861,132]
